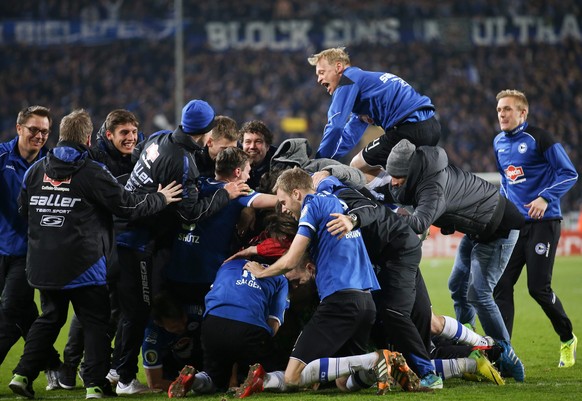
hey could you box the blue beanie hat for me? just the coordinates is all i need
[181,99,215,135]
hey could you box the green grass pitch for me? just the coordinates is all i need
[1,256,580,400]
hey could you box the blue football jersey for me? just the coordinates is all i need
[204,259,288,336]
[165,178,263,284]
[297,192,380,300]
[142,304,204,369]
[318,66,434,159]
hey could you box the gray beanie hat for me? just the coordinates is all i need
[385,139,416,177]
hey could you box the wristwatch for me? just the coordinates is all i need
[348,213,359,229]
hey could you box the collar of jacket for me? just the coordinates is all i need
[504,121,528,136]
[172,126,204,152]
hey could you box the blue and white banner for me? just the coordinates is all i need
[0,14,580,48]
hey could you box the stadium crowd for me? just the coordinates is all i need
[0,0,580,399]
[0,0,582,210]
[0,0,581,210]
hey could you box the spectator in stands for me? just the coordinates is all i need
[492,89,578,368]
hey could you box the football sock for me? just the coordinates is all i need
[441,315,488,346]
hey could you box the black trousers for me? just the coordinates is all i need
[372,248,434,377]
[14,285,111,387]
[62,288,121,370]
[202,315,274,390]
[362,116,441,167]
[0,255,60,368]
[494,220,573,342]
[114,246,157,384]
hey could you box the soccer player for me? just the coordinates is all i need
[58,109,145,389]
[164,147,277,306]
[307,47,440,169]
[113,100,249,395]
[493,89,578,368]
[165,257,288,397]
[317,174,442,390]
[238,168,414,396]
[195,115,239,177]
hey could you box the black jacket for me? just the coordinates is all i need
[125,127,229,224]
[318,176,421,263]
[90,125,145,181]
[19,141,167,290]
[247,145,277,190]
[388,146,522,240]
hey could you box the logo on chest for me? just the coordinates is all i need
[505,165,524,182]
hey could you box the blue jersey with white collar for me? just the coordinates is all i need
[297,192,379,300]
[166,177,263,284]
[318,66,434,159]
[493,122,578,220]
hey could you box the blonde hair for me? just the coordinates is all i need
[272,168,313,194]
[60,109,93,143]
[496,89,529,114]
[307,47,351,66]
[211,115,238,142]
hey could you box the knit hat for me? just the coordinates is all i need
[181,99,215,135]
[385,139,416,177]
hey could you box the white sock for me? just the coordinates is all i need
[441,315,488,346]
[345,369,376,391]
[432,358,477,379]
[191,371,215,394]
[299,352,378,386]
[263,371,287,392]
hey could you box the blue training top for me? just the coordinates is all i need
[0,137,47,256]
[494,122,578,220]
[318,66,434,159]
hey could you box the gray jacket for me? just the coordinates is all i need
[391,146,509,239]
[270,138,366,189]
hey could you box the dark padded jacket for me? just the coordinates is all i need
[19,141,167,290]
[389,146,516,241]
[317,175,421,263]
[125,127,229,224]
[90,123,146,182]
